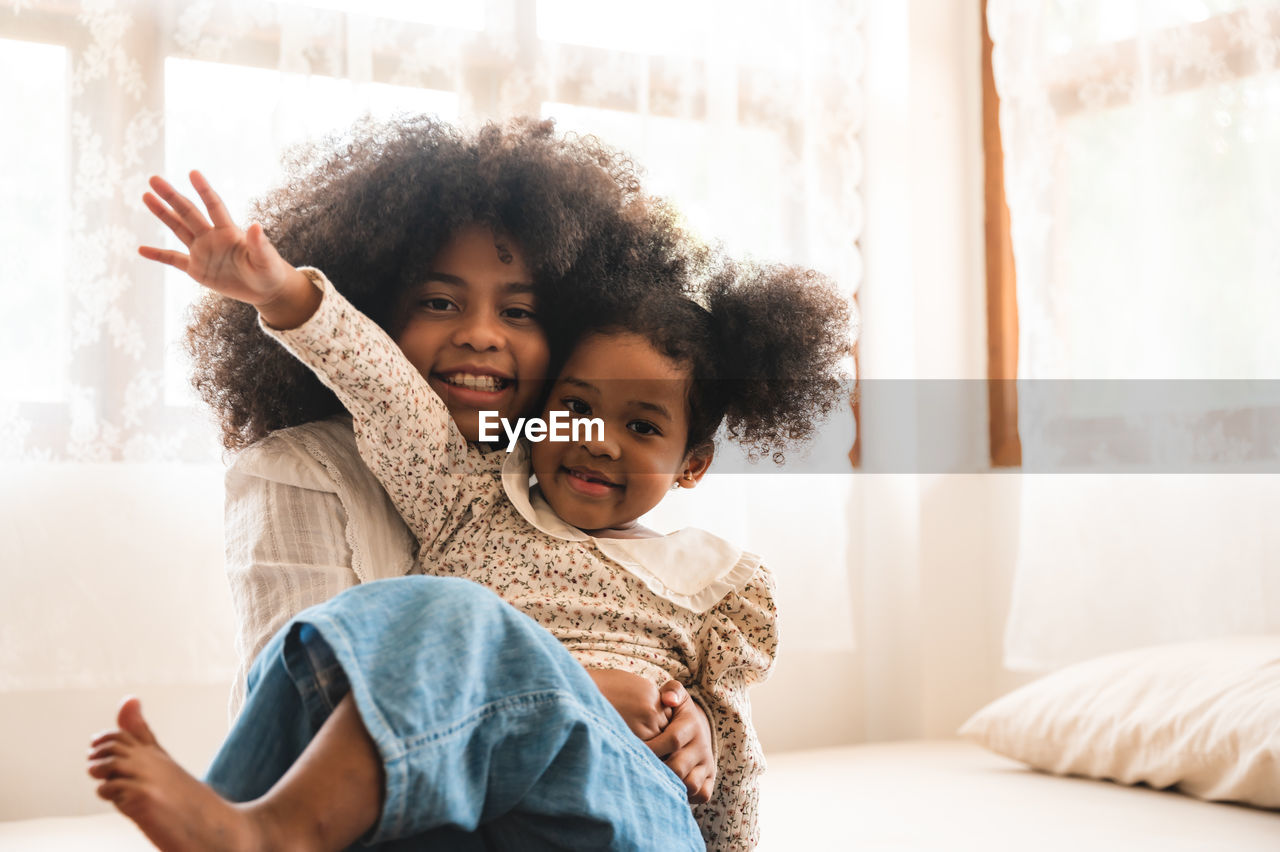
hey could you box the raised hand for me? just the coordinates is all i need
[647,680,716,804]
[140,171,316,328]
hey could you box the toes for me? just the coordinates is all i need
[87,757,124,780]
[90,730,133,750]
[95,778,131,802]
[95,779,152,816]
[116,697,159,747]
[87,741,131,762]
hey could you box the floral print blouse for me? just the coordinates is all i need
[264,269,779,850]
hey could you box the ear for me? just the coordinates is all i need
[676,447,713,489]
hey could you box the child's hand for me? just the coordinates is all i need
[587,669,672,741]
[646,680,716,804]
[139,171,317,328]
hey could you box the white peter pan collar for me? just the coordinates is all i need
[500,442,761,613]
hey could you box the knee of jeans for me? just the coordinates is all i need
[373,575,504,618]
[420,577,549,641]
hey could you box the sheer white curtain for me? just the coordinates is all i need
[0,0,862,689]
[988,0,1280,669]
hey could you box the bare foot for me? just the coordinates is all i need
[87,697,269,852]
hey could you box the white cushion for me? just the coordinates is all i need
[959,636,1280,809]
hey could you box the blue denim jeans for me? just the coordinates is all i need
[204,576,703,851]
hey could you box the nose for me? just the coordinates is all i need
[450,310,505,351]
[580,427,621,461]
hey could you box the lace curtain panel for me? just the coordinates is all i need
[988,0,1280,668]
[1,0,863,463]
[0,0,864,689]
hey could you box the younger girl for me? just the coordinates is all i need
[90,175,850,850]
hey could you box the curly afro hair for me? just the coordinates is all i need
[560,252,854,464]
[186,115,684,451]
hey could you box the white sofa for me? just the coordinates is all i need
[4,740,1279,850]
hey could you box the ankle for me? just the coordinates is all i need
[240,798,356,852]
[236,801,310,852]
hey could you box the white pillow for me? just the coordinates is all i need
[959,636,1280,809]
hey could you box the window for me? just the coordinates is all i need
[985,0,1280,470]
[0,38,69,405]
[2,0,861,470]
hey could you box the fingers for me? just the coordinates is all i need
[689,766,716,804]
[189,170,236,228]
[645,714,694,759]
[633,707,670,741]
[138,245,190,273]
[142,192,195,246]
[659,680,688,708]
[665,744,699,779]
[667,712,696,750]
[645,725,676,759]
[679,762,714,804]
[148,175,212,236]
[246,222,282,270]
[663,746,715,803]
[657,716,696,767]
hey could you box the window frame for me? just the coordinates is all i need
[981,0,1270,468]
[982,0,1021,467]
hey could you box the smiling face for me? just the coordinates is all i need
[395,225,551,442]
[530,331,712,534]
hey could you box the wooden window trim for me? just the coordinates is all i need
[983,0,1021,467]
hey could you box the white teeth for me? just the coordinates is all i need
[442,373,506,391]
[571,470,612,486]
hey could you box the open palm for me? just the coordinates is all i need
[139,171,291,307]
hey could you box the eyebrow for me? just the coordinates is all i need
[423,273,535,293]
[560,377,673,421]
[560,377,599,394]
[629,400,673,420]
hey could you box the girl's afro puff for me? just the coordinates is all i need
[703,260,853,462]
[185,115,654,450]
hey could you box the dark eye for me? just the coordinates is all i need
[563,398,591,416]
[502,306,537,321]
[628,420,661,436]
[419,297,457,312]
